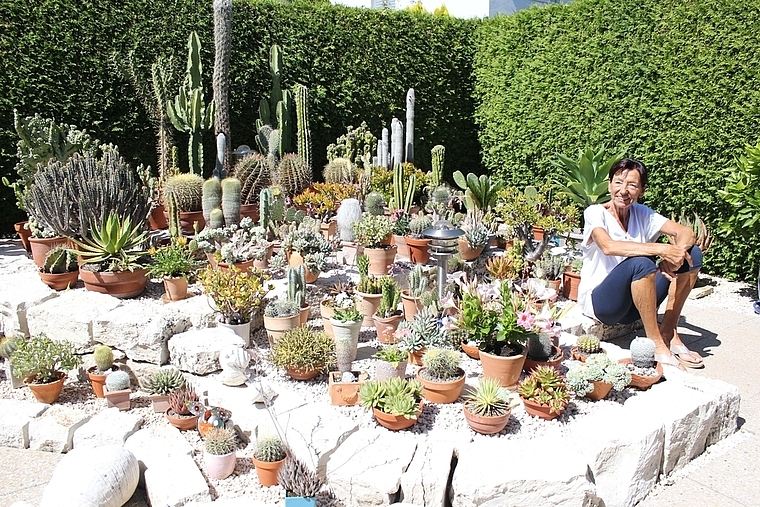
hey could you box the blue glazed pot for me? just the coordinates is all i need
[284,496,316,507]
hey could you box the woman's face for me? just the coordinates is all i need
[608,169,644,212]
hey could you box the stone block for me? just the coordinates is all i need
[569,405,664,507]
[168,326,245,374]
[326,428,418,506]
[0,272,60,336]
[623,381,717,476]
[39,445,139,507]
[185,499,270,507]
[675,374,741,446]
[0,399,49,448]
[27,290,122,354]
[125,424,194,488]
[144,454,211,507]
[450,438,599,507]
[72,407,143,449]
[558,305,641,341]
[399,435,457,507]
[167,294,218,330]
[93,302,192,364]
[28,405,91,452]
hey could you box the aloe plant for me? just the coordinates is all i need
[551,144,625,208]
[69,212,148,271]
[452,171,503,213]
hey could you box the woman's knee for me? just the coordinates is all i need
[626,257,658,281]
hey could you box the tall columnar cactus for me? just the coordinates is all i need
[630,337,656,368]
[221,177,241,226]
[234,153,271,204]
[288,264,306,307]
[214,133,227,179]
[213,0,232,173]
[267,129,281,169]
[164,174,204,212]
[259,187,273,231]
[390,118,403,168]
[166,31,216,175]
[209,208,225,229]
[431,145,445,188]
[202,177,222,225]
[527,333,554,361]
[257,45,292,157]
[405,88,415,163]
[381,127,390,169]
[392,163,415,212]
[293,83,311,174]
[166,191,181,238]
[408,264,427,297]
[276,154,311,197]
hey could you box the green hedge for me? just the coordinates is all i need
[0,0,479,232]
[474,0,760,281]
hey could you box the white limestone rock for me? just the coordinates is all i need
[0,399,49,448]
[73,407,143,449]
[168,326,245,374]
[569,405,664,507]
[623,380,717,476]
[675,374,741,445]
[39,445,139,507]
[185,499,270,507]
[450,438,600,507]
[167,293,218,330]
[26,290,122,353]
[558,305,641,341]
[93,302,192,364]
[125,424,194,487]
[144,454,211,506]
[399,436,457,507]
[326,428,418,506]
[0,272,60,336]
[28,404,91,452]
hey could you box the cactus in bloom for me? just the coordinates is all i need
[630,337,656,368]
[202,177,222,225]
[105,370,131,391]
[221,177,241,226]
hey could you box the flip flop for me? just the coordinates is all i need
[654,353,686,371]
[670,344,704,369]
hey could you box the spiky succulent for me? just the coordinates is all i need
[364,191,386,216]
[463,221,489,249]
[407,264,428,298]
[407,214,432,238]
[359,377,424,418]
[397,306,448,353]
[164,173,204,212]
[278,456,323,497]
[141,368,186,395]
[168,385,199,415]
[254,435,286,462]
[421,348,462,381]
[42,246,77,274]
[264,299,300,318]
[0,336,20,359]
[204,427,236,455]
[517,365,570,415]
[576,334,602,355]
[464,377,513,417]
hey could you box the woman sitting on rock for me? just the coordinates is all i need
[577,158,704,369]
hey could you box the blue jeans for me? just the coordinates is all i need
[591,246,702,325]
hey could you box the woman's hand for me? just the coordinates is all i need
[658,244,692,280]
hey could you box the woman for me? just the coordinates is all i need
[577,158,704,369]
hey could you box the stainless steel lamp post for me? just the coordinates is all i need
[424,219,463,301]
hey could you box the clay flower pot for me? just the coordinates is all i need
[287,251,319,283]
[392,235,409,260]
[328,371,368,406]
[458,239,485,261]
[218,259,255,274]
[252,456,285,486]
[87,366,116,398]
[29,236,68,268]
[320,301,336,337]
[25,372,66,404]
[521,397,565,420]
[416,368,466,404]
[407,348,425,366]
[149,204,168,230]
[104,386,131,411]
[149,394,171,413]
[585,380,613,401]
[363,246,397,276]
[357,291,382,327]
[400,291,423,321]
[79,268,148,299]
[14,221,32,252]
[463,405,512,435]
[163,276,189,301]
[523,345,564,374]
[404,237,430,265]
[480,346,527,389]
[374,359,407,381]
[39,270,79,291]
[461,343,481,360]
[165,409,200,431]
[204,449,236,480]
[286,366,320,381]
[331,319,362,372]
[264,314,301,348]
[562,270,581,301]
[372,401,424,431]
[619,358,663,390]
[373,312,403,344]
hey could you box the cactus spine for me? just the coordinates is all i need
[293,83,311,175]
[234,153,271,204]
[166,31,216,175]
[287,264,306,307]
[202,177,222,225]
[405,88,415,163]
[105,370,131,391]
[43,246,76,274]
[431,145,444,188]
[221,177,241,226]
[390,118,403,168]
[213,0,232,173]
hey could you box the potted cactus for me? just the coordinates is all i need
[263,299,302,348]
[400,264,427,321]
[355,255,384,327]
[87,344,117,398]
[517,365,570,420]
[329,300,364,373]
[620,337,663,390]
[103,370,132,410]
[562,257,583,301]
[336,198,363,264]
[165,384,200,430]
[38,246,79,290]
[523,332,564,373]
[463,377,520,435]
[270,327,335,380]
[141,367,187,412]
[373,345,408,381]
[415,348,466,404]
[252,435,287,486]
[147,237,202,301]
[352,214,396,275]
[287,265,310,325]
[404,213,432,265]
[390,209,411,259]
[278,455,323,506]
[163,173,206,234]
[566,353,632,401]
[571,334,604,362]
[373,278,403,344]
[0,334,24,389]
[203,427,237,480]
[458,210,490,261]
[359,377,425,431]
[10,333,82,403]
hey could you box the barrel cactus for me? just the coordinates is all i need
[576,334,602,355]
[364,192,385,216]
[254,435,286,462]
[275,153,311,196]
[234,153,271,204]
[42,246,77,274]
[93,345,114,372]
[323,157,357,184]
[630,337,656,368]
[105,370,131,391]
[204,427,236,455]
[164,174,204,212]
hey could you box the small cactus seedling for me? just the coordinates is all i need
[93,345,114,372]
[576,335,602,355]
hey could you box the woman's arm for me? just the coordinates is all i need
[589,227,669,258]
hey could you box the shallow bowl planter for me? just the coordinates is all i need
[463,405,512,435]
[204,449,236,480]
[252,456,285,486]
[165,409,200,431]
[25,372,66,404]
[39,270,79,291]
[461,343,480,360]
[521,397,565,420]
[372,401,424,431]
[286,366,320,381]
[619,358,663,390]
[79,268,148,299]
[416,368,466,404]
[328,370,368,406]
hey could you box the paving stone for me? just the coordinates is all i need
[72,407,143,449]
[674,374,741,446]
[168,326,245,374]
[28,404,91,453]
[0,272,60,336]
[398,434,458,507]
[0,400,49,448]
[124,424,194,488]
[144,454,211,507]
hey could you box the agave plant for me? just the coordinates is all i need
[70,211,148,271]
[551,144,625,208]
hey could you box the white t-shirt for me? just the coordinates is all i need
[578,203,668,320]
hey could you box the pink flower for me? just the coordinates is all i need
[516,310,535,330]
[394,327,411,340]
[440,292,456,310]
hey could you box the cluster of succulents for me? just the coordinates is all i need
[141,368,186,395]
[168,385,199,415]
[566,354,632,397]
[421,348,462,382]
[517,365,570,415]
[264,299,300,318]
[359,377,424,418]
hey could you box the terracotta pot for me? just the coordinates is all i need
[392,235,410,260]
[416,368,466,404]
[163,276,188,301]
[29,236,68,268]
[165,409,200,431]
[204,450,236,480]
[375,359,407,381]
[79,268,148,298]
[252,456,285,486]
[320,301,335,337]
[522,397,564,420]
[618,358,663,390]
[363,246,397,276]
[404,237,431,265]
[149,393,171,413]
[299,305,310,326]
[480,346,527,390]
[547,279,561,293]
[372,401,423,431]
[532,226,545,241]
[104,386,131,410]
[240,203,260,222]
[570,347,606,362]
[463,405,511,435]
[400,291,423,321]
[461,343,481,360]
[331,319,362,372]
[339,242,363,266]
[264,314,301,348]
[458,239,485,261]
[357,291,382,327]
[562,271,581,301]
[149,204,168,230]
[26,372,66,403]
[39,270,79,290]
[287,251,319,283]
[218,259,255,274]
[14,221,32,252]
[585,380,613,401]
[253,244,273,270]
[328,370,368,406]
[320,220,337,240]
[87,366,115,398]
[373,312,403,344]
[218,320,252,347]
[286,366,320,381]
[523,345,564,374]
[408,348,425,366]
[164,210,205,236]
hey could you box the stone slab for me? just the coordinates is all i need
[0,400,49,448]
[399,434,457,507]
[144,454,211,507]
[674,374,741,446]
[124,424,194,488]
[0,272,60,336]
[168,294,220,330]
[28,404,91,452]
[72,408,143,449]
[168,326,245,375]
[559,304,642,340]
